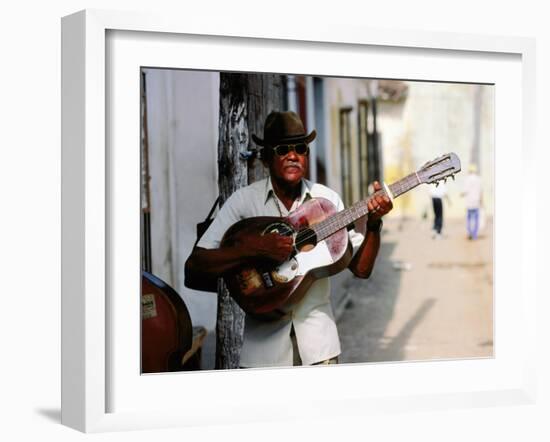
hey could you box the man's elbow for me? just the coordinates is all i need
[184,254,206,290]
[184,252,219,292]
[184,257,198,289]
[349,265,372,279]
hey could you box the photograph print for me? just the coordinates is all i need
[139,69,494,374]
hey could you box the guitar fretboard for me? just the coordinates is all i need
[388,172,423,198]
[312,172,422,241]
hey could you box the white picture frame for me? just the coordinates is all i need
[61,9,537,433]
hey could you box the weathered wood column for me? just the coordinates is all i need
[215,73,285,369]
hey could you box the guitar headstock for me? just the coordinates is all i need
[417,152,461,185]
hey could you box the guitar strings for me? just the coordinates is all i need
[278,174,416,248]
[307,189,388,239]
[268,174,418,249]
[273,191,384,249]
[301,190,385,245]
[281,171,444,248]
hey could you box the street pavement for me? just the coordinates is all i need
[333,215,493,364]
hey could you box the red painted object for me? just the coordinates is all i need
[141,271,193,373]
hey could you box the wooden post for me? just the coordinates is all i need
[215,73,285,369]
[245,74,286,183]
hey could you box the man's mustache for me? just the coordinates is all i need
[283,161,303,170]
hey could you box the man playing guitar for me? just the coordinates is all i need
[185,111,393,368]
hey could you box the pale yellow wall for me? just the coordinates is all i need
[321,78,494,221]
[379,82,494,219]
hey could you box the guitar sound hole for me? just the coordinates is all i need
[263,222,295,237]
[295,228,317,252]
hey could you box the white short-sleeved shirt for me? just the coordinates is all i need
[463,173,482,209]
[429,182,447,199]
[197,177,364,367]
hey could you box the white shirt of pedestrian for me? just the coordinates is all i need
[430,182,447,198]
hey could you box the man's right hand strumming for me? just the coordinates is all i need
[185,233,293,289]
[239,232,293,264]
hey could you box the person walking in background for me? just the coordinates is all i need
[462,164,483,240]
[430,182,448,239]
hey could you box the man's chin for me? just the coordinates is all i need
[282,172,303,184]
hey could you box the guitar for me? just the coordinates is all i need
[220,152,461,320]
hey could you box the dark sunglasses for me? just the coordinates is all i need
[272,143,309,156]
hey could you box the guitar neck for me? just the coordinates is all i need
[313,172,423,241]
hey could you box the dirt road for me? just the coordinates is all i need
[336,216,493,364]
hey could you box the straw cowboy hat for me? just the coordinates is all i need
[252,111,316,147]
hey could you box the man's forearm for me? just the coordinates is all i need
[348,229,381,278]
[186,246,249,277]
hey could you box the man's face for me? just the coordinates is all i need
[267,143,309,186]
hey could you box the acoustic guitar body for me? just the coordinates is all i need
[220,197,352,319]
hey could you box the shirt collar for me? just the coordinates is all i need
[264,177,312,206]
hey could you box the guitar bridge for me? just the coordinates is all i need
[261,271,274,288]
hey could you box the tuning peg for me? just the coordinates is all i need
[435,182,439,187]
[451,174,455,181]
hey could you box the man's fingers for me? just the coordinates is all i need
[369,199,380,211]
